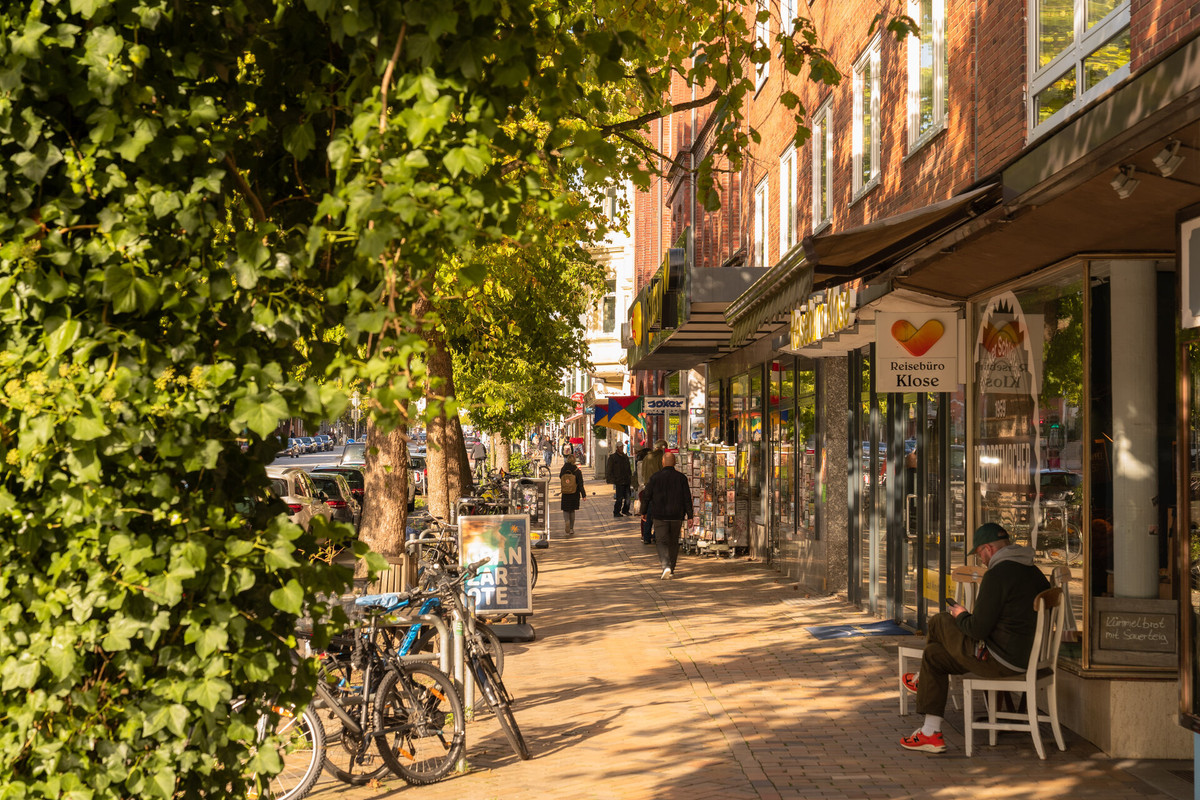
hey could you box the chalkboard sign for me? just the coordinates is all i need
[1090,597,1177,668]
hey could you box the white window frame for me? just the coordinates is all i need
[779,145,798,256]
[753,177,769,268]
[1027,0,1131,138]
[812,99,832,231]
[755,0,770,89]
[907,0,946,151]
[780,0,797,37]
[852,35,881,198]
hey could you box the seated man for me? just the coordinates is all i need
[900,522,1050,754]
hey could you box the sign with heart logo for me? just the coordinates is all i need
[875,311,960,392]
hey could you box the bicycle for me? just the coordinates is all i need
[304,595,467,787]
[232,697,325,800]
[415,559,532,760]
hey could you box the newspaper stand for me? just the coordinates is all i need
[697,444,736,557]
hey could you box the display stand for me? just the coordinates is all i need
[697,444,736,557]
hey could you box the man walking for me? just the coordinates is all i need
[605,443,634,518]
[470,439,487,478]
[641,452,693,579]
[637,439,668,544]
[900,522,1050,754]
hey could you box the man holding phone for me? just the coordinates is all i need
[899,522,1050,754]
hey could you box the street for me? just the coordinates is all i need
[303,476,1188,800]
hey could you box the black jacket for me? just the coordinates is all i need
[559,462,586,511]
[954,545,1051,670]
[643,466,692,520]
[606,451,633,485]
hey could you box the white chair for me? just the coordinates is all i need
[897,565,987,714]
[1050,565,1080,643]
[962,587,1066,759]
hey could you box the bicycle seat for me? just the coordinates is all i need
[354,593,409,610]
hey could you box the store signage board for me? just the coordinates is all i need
[875,311,960,392]
[789,285,856,350]
[1091,597,1177,667]
[508,477,550,538]
[643,396,686,415]
[458,515,533,615]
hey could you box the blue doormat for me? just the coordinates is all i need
[805,621,913,639]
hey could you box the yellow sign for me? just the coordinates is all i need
[789,285,856,350]
[630,302,643,346]
[646,274,666,333]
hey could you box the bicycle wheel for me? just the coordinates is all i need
[531,554,538,590]
[374,664,466,786]
[315,655,390,785]
[245,704,326,800]
[470,652,531,760]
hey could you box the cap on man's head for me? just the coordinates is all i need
[972,522,1009,553]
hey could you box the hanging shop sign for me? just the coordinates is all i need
[974,291,1041,537]
[789,285,856,350]
[875,311,960,392]
[458,515,533,615]
[627,239,688,364]
[642,396,687,415]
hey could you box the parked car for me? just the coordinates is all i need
[265,466,332,530]
[282,438,302,458]
[312,465,366,508]
[316,434,334,451]
[339,442,367,466]
[309,471,362,530]
[303,436,322,453]
[409,452,426,495]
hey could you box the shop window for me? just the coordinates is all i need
[796,365,817,540]
[1029,0,1130,136]
[602,279,616,333]
[852,35,881,198]
[812,99,833,230]
[907,0,946,150]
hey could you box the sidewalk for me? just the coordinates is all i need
[310,475,1190,800]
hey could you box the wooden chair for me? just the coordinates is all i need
[897,564,987,714]
[962,587,1066,759]
[1049,565,1079,642]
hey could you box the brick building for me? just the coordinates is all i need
[626,0,1200,762]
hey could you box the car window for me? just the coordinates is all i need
[341,443,367,462]
[410,456,425,470]
[311,475,335,495]
[269,478,288,496]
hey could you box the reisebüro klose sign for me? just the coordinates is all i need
[875,311,960,392]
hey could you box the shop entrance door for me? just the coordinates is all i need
[895,393,951,631]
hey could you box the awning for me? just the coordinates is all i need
[725,246,812,348]
[725,184,1000,349]
[802,183,1000,274]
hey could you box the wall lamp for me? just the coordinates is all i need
[1153,139,1185,177]
[1110,165,1140,200]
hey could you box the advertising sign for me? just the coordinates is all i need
[642,396,687,415]
[974,292,1041,540]
[458,515,533,615]
[875,311,960,392]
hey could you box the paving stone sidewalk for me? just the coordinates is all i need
[309,475,1188,800]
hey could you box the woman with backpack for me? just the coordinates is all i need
[559,454,586,536]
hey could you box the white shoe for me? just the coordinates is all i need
[660,567,672,580]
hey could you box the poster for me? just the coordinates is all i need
[509,477,550,544]
[458,515,533,615]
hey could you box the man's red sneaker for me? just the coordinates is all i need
[902,672,919,693]
[900,729,946,753]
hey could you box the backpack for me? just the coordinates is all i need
[560,470,577,495]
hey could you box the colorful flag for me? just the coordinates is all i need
[592,404,610,428]
[607,396,644,429]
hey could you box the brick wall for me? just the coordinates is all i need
[1133,0,1200,68]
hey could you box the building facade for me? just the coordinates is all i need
[628,0,1200,761]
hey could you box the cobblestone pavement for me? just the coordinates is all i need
[309,476,1188,800]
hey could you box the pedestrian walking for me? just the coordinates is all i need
[637,439,667,545]
[541,438,554,471]
[641,451,692,579]
[605,443,634,517]
[559,455,586,536]
[899,522,1050,754]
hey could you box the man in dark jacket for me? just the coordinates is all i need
[641,452,693,580]
[605,443,634,518]
[900,522,1051,754]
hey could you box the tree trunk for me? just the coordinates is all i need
[420,299,470,519]
[495,435,510,472]
[356,420,410,578]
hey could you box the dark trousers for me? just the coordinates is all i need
[641,514,653,543]
[612,483,631,515]
[916,613,1021,717]
[653,518,683,572]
